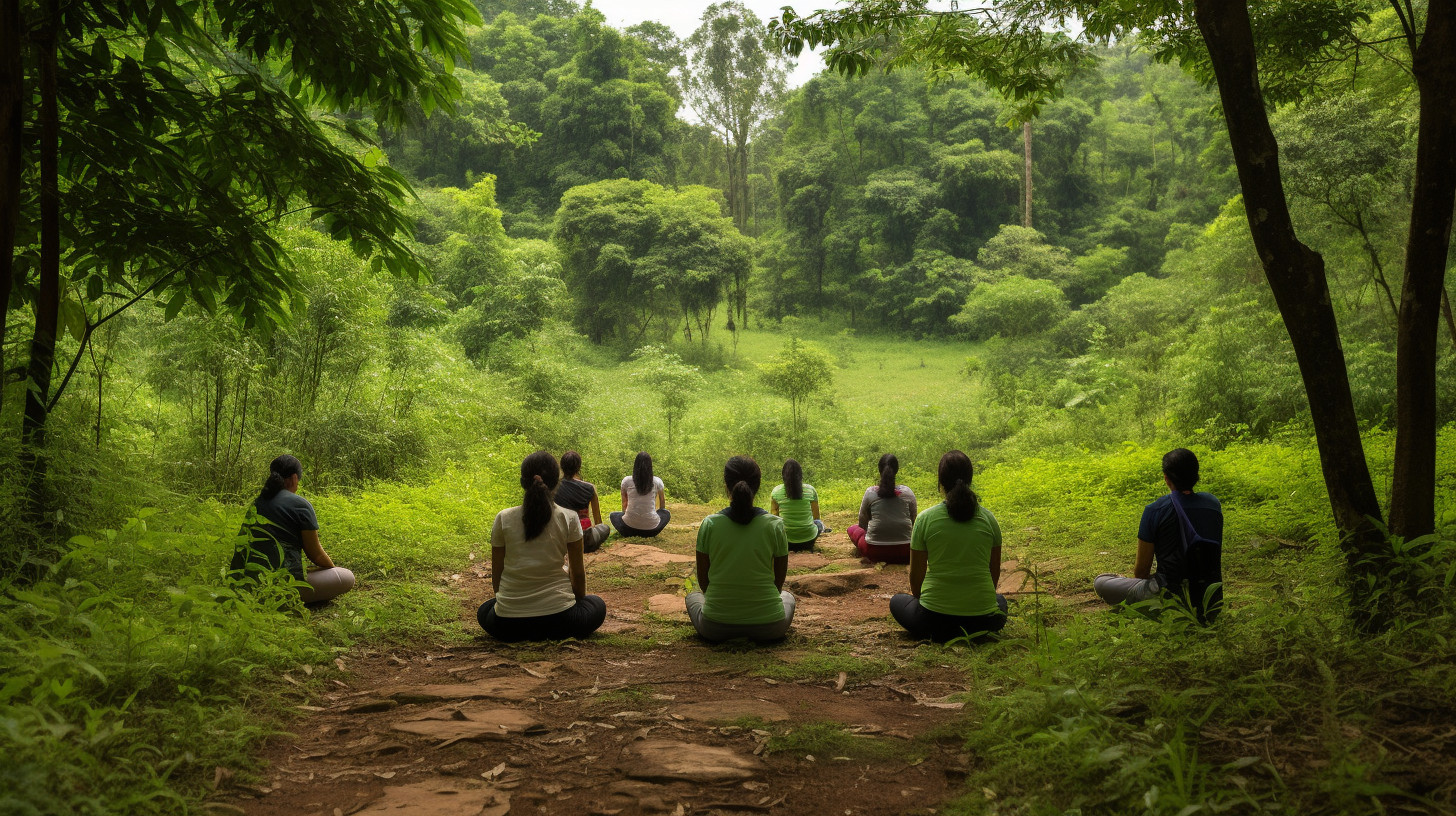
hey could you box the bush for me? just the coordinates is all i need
[951,275,1070,340]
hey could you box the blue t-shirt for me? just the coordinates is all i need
[1138,492,1222,587]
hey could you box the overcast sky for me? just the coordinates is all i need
[587,0,829,88]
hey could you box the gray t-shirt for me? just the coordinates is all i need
[860,485,916,546]
[236,490,319,581]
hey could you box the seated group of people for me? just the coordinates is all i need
[230,447,1224,645]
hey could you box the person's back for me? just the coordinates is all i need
[235,489,316,581]
[1094,448,1223,621]
[849,454,917,564]
[698,511,788,625]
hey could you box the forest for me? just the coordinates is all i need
[1,0,1454,814]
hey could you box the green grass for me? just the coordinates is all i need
[766,721,922,762]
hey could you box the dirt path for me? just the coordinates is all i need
[216,505,1073,816]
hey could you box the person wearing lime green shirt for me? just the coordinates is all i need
[890,450,1007,642]
[684,455,795,642]
[769,458,829,551]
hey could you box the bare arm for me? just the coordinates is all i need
[567,539,586,599]
[773,554,788,591]
[909,549,927,597]
[989,545,1002,587]
[770,499,780,515]
[589,494,603,525]
[656,488,665,511]
[1133,539,1155,579]
[300,530,334,569]
[810,500,820,520]
[696,551,711,591]
[620,489,629,513]
[491,546,505,594]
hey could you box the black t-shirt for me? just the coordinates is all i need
[231,490,319,581]
[1138,491,1222,587]
[554,479,597,524]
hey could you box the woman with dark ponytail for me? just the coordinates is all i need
[610,452,670,537]
[554,451,610,553]
[847,453,918,564]
[684,456,796,642]
[229,454,355,603]
[889,450,1007,642]
[478,451,607,642]
[769,459,828,551]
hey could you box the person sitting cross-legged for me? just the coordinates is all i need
[684,455,796,643]
[610,451,670,537]
[229,454,355,604]
[847,453,917,564]
[769,458,828,552]
[889,451,1007,643]
[1094,448,1224,621]
[554,451,611,553]
[478,450,607,642]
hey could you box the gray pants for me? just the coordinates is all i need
[684,590,796,642]
[1093,573,1162,606]
[301,567,355,603]
[583,523,610,553]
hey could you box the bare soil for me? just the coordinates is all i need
[215,505,1077,816]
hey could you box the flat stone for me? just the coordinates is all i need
[997,561,1028,594]
[598,543,693,568]
[396,704,540,738]
[342,698,399,714]
[622,739,766,783]
[645,594,689,619]
[672,699,790,723]
[382,677,544,704]
[356,780,509,816]
[786,568,877,597]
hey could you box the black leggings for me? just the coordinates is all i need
[609,509,670,537]
[890,593,1007,643]
[477,596,607,642]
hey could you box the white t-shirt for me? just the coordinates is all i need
[620,475,665,530]
[491,504,582,618]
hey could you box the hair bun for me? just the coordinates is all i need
[532,474,544,485]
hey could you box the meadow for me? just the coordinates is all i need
[4,323,1454,815]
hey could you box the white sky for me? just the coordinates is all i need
[587,0,829,88]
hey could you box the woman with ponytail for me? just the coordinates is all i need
[769,458,828,551]
[229,454,355,603]
[554,451,610,553]
[478,451,607,642]
[610,452,670,537]
[889,450,1007,642]
[684,456,796,642]
[847,453,917,564]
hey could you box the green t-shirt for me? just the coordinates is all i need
[697,511,790,625]
[769,483,819,543]
[910,503,1002,617]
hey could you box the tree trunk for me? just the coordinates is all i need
[1389,3,1456,542]
[1022,121,1033,229]
[1192,0,1388,625]
[23,1,58,451]
[0,0,23,405]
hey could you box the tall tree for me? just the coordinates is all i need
[774,0,1456,629]
[5,0,480,524]
[684,1,790,239]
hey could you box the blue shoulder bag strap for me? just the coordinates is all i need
[1167,489,1199,556]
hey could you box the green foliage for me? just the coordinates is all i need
[631,345,705,445]
[953,275,1069,340]
[758,336,836,437]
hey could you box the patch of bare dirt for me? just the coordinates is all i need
[217,504,1092,816]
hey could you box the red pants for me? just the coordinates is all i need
[848,525,910,564]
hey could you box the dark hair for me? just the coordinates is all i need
[1162,448,1200,492]
[632,451,654,495]
[723,455,762,525]
[258,454,302,503]
[520,450,561,540]
[938,450,979,523]
[782,459,804,501]
[876,453,898,498]
[560,450,582,479]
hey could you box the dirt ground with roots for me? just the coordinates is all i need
[211,504,1086,816]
